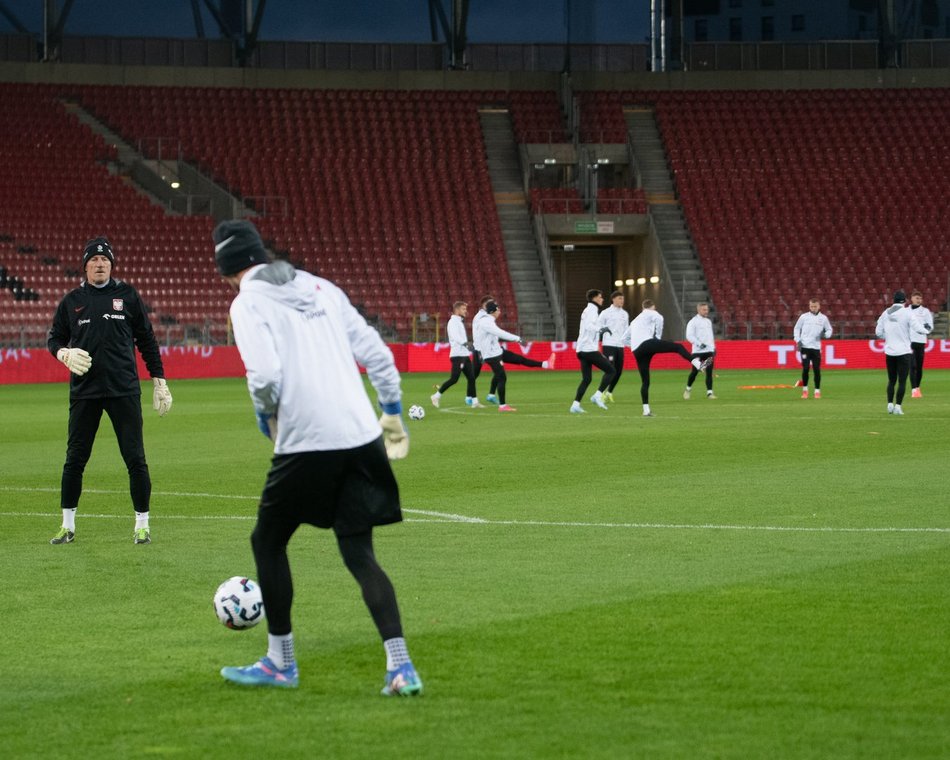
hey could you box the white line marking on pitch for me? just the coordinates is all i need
[0,486,946,534]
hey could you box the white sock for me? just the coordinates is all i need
[643,404,651,414]
[267,633,295,670]
[592,391,601,400]
[542,360,549,368]
[384,637,411,671]
[135,512,149,530]
[433,391,441,398]
[706,390,714,396]
[62,508,76,531]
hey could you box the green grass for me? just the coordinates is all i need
[1,368,948,759]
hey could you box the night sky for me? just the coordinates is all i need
[5,1,650,44]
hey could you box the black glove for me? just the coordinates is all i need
[519,338,528,347]
[925,324,933,331]
[796,341,803,350]
[598,327,612,339]
[697,343,707,351]
[465,341,474,352]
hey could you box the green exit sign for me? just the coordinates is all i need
[574,221,597,233]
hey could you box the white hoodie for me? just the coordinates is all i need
[875,303,915,356]
[909,304,934,344]
[229,261,401,454]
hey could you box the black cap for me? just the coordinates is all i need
[213,220,269,276]
[485,301,499,314]
[893,290,907,303]
[83,237,114,267]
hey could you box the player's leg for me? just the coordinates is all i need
[591,351,616,396]
[811,349,822,395]
[633,348,655,415]
[604,345,623,397]
[501,348,544,368]
[574,354,593,401]
[53,398,105,543]
[487,357,512,409]
[911,342,925,395]
[461,356,482,405]
[800,351,811,392]
[885,354,898,410]
[337,530,422,695]
[685,358,699,398]
[105,395,152,543]
[433,357,463,406]
[894,354,911,411]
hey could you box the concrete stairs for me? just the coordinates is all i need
[625,107,714,322]
[479,109,558,339]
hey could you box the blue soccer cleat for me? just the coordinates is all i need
[381,661,423,697]
[221,656,299,689]
[485,394,499,405]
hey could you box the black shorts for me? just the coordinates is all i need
[258,436,401,536]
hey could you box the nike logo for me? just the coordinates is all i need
[74,306,85,313]
[215,235,236,253]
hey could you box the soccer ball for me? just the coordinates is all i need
[213,576,265,630]
[408,405,425,420]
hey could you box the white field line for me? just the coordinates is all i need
[0,486,946,534]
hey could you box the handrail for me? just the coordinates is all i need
[532,213,567,340]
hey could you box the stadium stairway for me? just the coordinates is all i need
[479,108,558,339]
[625,106,713,324]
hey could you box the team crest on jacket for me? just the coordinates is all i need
[113,299,124,311]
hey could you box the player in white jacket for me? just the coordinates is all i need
[624,300,706,417]
[597,290,629,403]
[212,220,421,696]
[431,301,483,408]
[875,290,916,415]
[793,299,833,399]
[472,300,522,411]
[908,289,934,398]
[570,289,615,413]
[684,301,717,399]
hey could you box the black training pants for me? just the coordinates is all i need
[800,347,822,389]
[438,355,476,397]
[911,342,926,388]
[602,345,624,392]
[688,351,715,391]
[886,353,912,404]
[633,339,694,404]
[575,350,615,401]
[61,394,150,511]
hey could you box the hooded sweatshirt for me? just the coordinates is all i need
[229,261,401,454]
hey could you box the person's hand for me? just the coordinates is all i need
[465,341,474,352]
[796,341,803,350]
[379,401,409,460]
[57,347,92,376]
[256,411,277,440]
[697,343,707,351]
[598,327,612,339]
[518,337,527,347]
[152,378,173,416]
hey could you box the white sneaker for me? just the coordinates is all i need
[430,393,440,408]
[642,411,654,417]
[706,391,717,399]
[591,392,608,410]
[683,387,691,400]
[893,405,904,415]
[887,403,895,414]
[570,401,585,414]
[469,399,485,408]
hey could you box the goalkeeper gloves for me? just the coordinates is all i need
[256,411,277,440]
[152,378,173,417]
[598,326,612,339]
[57,347,92,376]
[379,401,409,460]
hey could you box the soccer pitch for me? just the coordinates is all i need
[1,369,948,758]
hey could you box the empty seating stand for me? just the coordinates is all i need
[581,88,950,331]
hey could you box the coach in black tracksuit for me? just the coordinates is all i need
[46,237,172,545]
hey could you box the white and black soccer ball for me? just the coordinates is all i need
[408,404,426,421]
[214,576,265,630]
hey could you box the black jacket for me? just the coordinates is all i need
[47,278,165,398]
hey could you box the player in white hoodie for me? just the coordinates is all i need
[212,220,422,696]
[570,289,615,413]
[875,290,916,415]
[792,298,833,399]
[908,289,934,398]
[431,301,483,408]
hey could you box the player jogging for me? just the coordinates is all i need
[472,300,523,412]
[598,290,629,403]
[908,290,934,398]
[431,301,483,408]
[793,299,832,399]
[570,289,615,413]
[876,290,916,415]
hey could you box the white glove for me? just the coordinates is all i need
[152,378,173,417]
[57,347,92,376]
[379,413,409,460]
